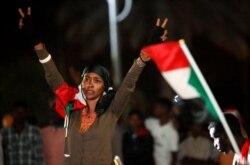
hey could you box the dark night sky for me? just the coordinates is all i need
[0,0,249,126]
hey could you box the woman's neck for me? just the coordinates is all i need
[87,99,98,113]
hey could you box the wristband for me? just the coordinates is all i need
[39,54,51,63]
[135,58,146,67]
[139,55,147,63]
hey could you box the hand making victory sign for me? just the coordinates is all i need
[18,4,31,29]
[18,0,42,46]
[157,18,168,42]
[140,17,168,62]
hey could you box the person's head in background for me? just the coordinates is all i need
[224,107,248,138]
[1,113,14,128]
[128,109,145,132]
[208,113,245,154]
[11,100,29,133]
[153,97,173,121]
[189,121,205,138]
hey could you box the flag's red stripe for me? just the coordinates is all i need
[142,42,190,71]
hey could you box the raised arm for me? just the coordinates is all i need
[18,6,64,90]
[17,5,83,118]
[110,18,168,118]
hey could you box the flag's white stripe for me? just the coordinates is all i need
[162,67,200,99]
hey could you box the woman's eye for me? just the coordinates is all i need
[83,77,89,83]
[94,79,101,83]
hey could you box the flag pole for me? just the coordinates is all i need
[178,39,241,155]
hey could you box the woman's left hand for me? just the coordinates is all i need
[140,17,168,62]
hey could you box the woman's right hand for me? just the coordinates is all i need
[18,6,31,29]
[18,4,43,47]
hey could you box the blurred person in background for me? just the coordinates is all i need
[178,121,218,165]
[1,114,13,129]
[208,113,250,165]
[145,97,179,165]
[40,96,65,165]
[122,109,154,165]
[217,107,248,165]
[1,101,44,165]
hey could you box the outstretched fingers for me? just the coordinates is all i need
[27,6,31,16]
[161,18,168,28]
[156,18,160,26]
[18,6,31,17]
[18,8,25,29]
[155,17,168,28]
[18,8,25,18]
[18,6,31,29]
[156,17,168,41]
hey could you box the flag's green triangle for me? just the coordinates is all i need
[66,102,74,117]
[188,67,218,119]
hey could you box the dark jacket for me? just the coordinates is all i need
[122,128,154,165]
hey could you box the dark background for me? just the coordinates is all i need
[0,0,249,126]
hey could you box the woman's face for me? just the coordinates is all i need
[82,72,105,101]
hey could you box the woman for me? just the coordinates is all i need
[18,5,168,165]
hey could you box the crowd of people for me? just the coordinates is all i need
[1,97,249,165]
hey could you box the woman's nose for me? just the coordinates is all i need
[86,79,93,87]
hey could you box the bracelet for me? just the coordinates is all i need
[135,58,146,67]
[139,55,147,63]
[39,54,51,64]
